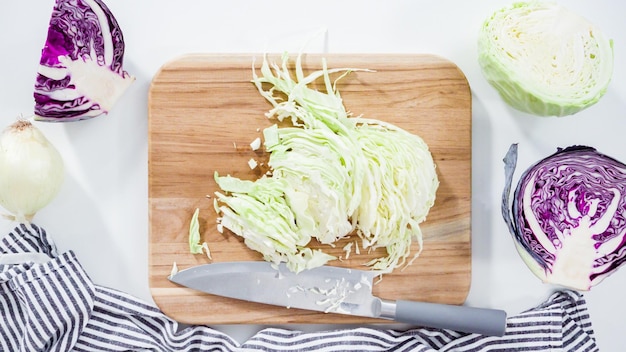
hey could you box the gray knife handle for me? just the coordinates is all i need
[388,299,507,336]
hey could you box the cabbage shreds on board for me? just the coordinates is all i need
[214,174,336,273]
[478,1,613,117]
[353,118,438,270]
[263,125,358,245]
[214,53,439,273]
[34,0,135,122]
[502,144,626,290]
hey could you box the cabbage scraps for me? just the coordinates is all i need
[189,208,212,259]
[502,144,626,290]
[213,54,439,273]
[34,0,135,122]
[478,1,613,117]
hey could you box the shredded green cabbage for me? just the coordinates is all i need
[189,208,203,254]
[189,208,212,259]
[213,53,438,273]
[352,118,437,270]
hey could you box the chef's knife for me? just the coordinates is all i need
[169,261,507,336]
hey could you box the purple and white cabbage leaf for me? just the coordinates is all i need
[34,0,134,122]
[502,144,626,290]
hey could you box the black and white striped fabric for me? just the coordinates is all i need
[1,223,598,351]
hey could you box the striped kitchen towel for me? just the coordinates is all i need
[1,223,598,351]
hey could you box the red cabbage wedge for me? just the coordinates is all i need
[34,0,134,122]
[502,144,626,290]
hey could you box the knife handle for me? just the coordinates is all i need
[388,300,507,337]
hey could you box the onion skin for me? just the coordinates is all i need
[502,144,626,290]
[0,120,65,222]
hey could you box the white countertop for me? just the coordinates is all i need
[1,0,625,349]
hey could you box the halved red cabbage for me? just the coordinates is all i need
[34,0,134,122]
[502,144,626,290]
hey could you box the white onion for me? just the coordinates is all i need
[0,119,65,222]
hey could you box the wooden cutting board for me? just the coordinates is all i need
[148,53,472,324]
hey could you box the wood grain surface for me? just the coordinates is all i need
[148,53,472,324]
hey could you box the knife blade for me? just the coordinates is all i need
[169,261,507,336]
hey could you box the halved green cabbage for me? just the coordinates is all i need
[478,1,613,117]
